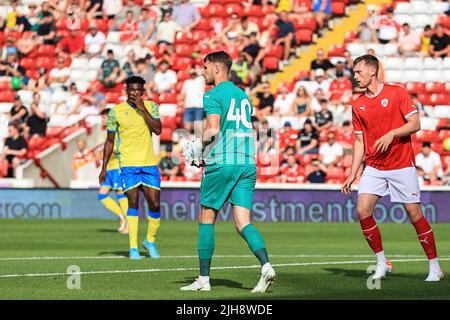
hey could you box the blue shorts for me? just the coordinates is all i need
[120,166,161,192]
[183,107,204,123]
[101,169,123,191]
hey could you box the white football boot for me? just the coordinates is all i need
[425,268,444,282]
[372,260,393,280]
[251,264,276,293]
[180,278,211,291]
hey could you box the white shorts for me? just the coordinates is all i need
[358,166,420,203]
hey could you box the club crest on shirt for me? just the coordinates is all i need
[381,99,388,108]
[359,105,366,111]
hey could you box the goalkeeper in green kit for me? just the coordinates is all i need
[180,51,276,293]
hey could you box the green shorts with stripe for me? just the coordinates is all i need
[200,165,256,211]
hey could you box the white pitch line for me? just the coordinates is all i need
[1,254,448,262]
[1,257,449,279]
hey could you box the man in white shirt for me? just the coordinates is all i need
[156,11,182,45]
[319,131,343,167]
[48,57,70,92]
[415,142,443,185]
[84,25,106,58]
[180,68,205,132]
[273,86,295,116]
[398,23,421,57]
[154,60,177,93]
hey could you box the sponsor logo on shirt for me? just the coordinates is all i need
[359,105,366,111]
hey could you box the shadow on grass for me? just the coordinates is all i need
[97,229,118,233]
[323,268,424,280]
[97,251,130,257]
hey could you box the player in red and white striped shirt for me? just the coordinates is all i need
[341,55,443,282]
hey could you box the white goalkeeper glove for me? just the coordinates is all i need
[182,138,203,168]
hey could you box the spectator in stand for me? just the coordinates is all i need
[154,59,177,93]
[290,86,313,121]
[310,48,334,81]
[292,0,313,18]
[220,13,242,47]
[415,142,443,185]
[411,93,427,117]
[242,32,262,77]
[1,122,27,178]
[135,57,156,94]
[334,100,352,127]
[47,56,71,92]
[138,7,157,47]
[172,0,201,34]
[56,82,80,115]
[156,11,182,46]
[314,99,333,132]
[238,16,260,38]
[230,52,255,86]
[274,11,296,67]
[442,158,450,186]
[110,0,140,30]
[273,85,295,116]
[86,0,104,19]
[296,119,319,155]
[26,3,40,31]
[375,6,400,44]
[0,52,26,87]
[279,121,299,150]
[159,0,175,17]
[57,29,84,59]
[24,102,47,139]
[420,25,433,58]
[99,49,124,88]
[307,68,331,96]
[366,4,379,37]
[119,10,140,43]
[180,68,205,132]
[281,154,303,183]
[307,158,327,183]
[72,138,94,179]
[84,24,106,58]
[159,144,180,179]
[329,66,352,105]
[358,21,373,43]
[250,82,275,120]
[104,0,123,19]
[310,88,327,113]
[313,0,331,31]
[36,11,56,45]
[429,24,450,58]
[9,95,29,128]
[280,146,299,166]
[122,50,138,79]
[398,23,421,57]
[319,131,343,168]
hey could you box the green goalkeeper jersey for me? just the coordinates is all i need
[203,81,256,168]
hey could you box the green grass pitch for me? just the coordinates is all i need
[0,219,449,300]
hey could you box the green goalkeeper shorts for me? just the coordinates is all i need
[200,165,257,211]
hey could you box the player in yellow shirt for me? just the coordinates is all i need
[99,76,162,260]
[98,109,128,234]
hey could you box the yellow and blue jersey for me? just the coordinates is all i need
[106,100,160,168]
[106,134,120,171]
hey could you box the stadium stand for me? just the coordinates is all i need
[0,0,448,186]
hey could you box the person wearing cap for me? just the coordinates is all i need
[9,95,29,126]
[180,68,205,132]
[36,11,56,45]
[84,24,106,58]
[415,142,443,185]
[375,7,400,44]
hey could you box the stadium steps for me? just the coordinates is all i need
[269,0,393,93]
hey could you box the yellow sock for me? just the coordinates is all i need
[118,197,128,216]
[127,215,139,249]
[147,217,160,243]
[100,197,122,218]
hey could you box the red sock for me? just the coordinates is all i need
[412,216,437,260]
[359,216,383,254]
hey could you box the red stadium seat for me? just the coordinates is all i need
[20,57,36,70]
[175,44,193,57]
[191,30,209,42]
[406,82,425,95]
[226,4,244,16]
[342,154,353,168]
[244,5,263,17]
[302,154,320,165]
[418,93,432,106]
[0,81,10,90]
[262,57,279,71]
[331,2,346,16]
[46,126,64,138]
[0,158,8,177]
[293,17,317,31]
[430,94,449,106]
[105,92,121,103]
[328,44,347,57]
[158,92,178,104]
[0,90,15,102]
[36,57,56,70]
[425,82,447,94]
[160,116,178,130]
[294,70,309,81]
[265,45,283,59]
[195,19,211,30]
[177,70,191,81]
[344,30,357,43]
[160,128,173,142]
[174,32,193,44]
[172,57,192,71]
[37,45,56,57]
[414,130,440,143]
[326,167,345,182]
[439,130,450,141]
[207,4,227,17]
[295,29,314,44]
[436,14,450,29]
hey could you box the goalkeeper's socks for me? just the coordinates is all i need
[240,224,270,266]
[98,194,123,218]
[147,210,161,243]
[412,216,438,260]
[127,208,139,249]
[359,216,384,255]
[198,224,215,277]
[117,193,128,217]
